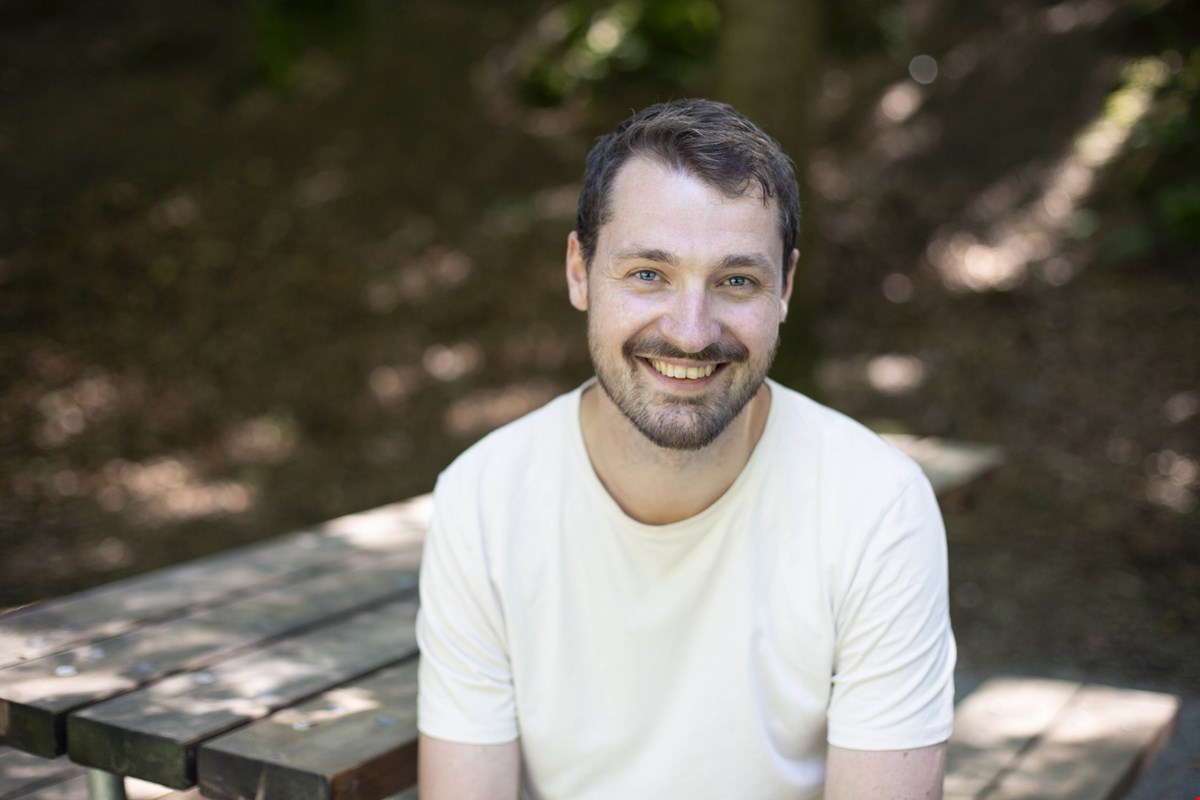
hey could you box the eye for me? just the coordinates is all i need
[724,275,753,288]
[633,269,660,282]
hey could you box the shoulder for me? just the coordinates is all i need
[768,380,925,499]
[435,385,580,500]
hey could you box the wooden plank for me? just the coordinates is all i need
[0,751,81,800]
[883,435,1003,499]
[986,683,1181,800]
[197,659,419,800]
[0,496,431,669]
[944,676,1081,800]
[67,599,420,789]
[0,548,420,758]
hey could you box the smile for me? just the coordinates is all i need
[648,360,718,380]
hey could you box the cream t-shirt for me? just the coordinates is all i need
[417,379,955,799]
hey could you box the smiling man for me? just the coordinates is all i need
[416,99,956,799]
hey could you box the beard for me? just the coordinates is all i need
[589,323,778,451]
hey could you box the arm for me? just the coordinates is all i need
[825,742,946,800]
[419,734,520,800]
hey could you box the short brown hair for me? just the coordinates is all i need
[576,98,799,282]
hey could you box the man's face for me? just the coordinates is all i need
[566,157,796,450]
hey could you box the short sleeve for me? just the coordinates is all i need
[826,474,956,750]
[416,471,520,744]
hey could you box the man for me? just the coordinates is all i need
[416,99,955,799]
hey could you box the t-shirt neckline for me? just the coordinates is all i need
[568,377,781,536]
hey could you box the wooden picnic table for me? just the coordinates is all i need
[2,435,1178,800]
[0,494,432,800]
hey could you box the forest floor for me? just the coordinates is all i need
[1,0,1196,704]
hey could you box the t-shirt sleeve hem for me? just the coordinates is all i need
[417,720,520,746]
[826,721,952,752]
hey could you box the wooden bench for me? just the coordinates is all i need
[0,495,433,800]
[946,677,1180,799]
[13,436,1177,800]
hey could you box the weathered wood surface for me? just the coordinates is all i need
[985,683,1180,800]
[945,677,1180,800]
[944,677,1081,799]
[198,659,419,800]
[0,547,419,758]
[0,496,431,670]
[67,599,420,789]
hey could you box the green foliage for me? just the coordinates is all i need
[1159,185,1200,242]
[251,0,365,88]
[515,0,720,108]
[1103,43,1200,273]
[818,0,905,58]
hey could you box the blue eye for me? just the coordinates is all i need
[634,269,659,282]
[725,275,751,288]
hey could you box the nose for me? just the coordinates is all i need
[659,285,721,355]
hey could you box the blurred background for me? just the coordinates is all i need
[1,0,1196,705]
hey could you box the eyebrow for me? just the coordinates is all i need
[715,252,776,273]
[612,246,776,274]
[612,246,679,266]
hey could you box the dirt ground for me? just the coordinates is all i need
[1,0,1197,699]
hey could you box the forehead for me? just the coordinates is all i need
[600,157,780,261]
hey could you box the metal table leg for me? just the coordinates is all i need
[86,768,128,800]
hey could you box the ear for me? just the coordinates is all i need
[566,231,589,312]
[780,248,799,321]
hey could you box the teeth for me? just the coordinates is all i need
[651,360,716,380]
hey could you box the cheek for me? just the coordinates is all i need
[593,292,662,334]
[721,300,781,347]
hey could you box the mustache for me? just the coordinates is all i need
[623,334,749,364]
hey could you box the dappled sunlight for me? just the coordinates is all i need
[34,372,121,449]
[80,599,423,738]
[928,57,1170,292]
[318,494,432,550]
[443,379,561,436]
[973,683,1181,798]
[270,685,382,728]
[1162,390,1198,425]
[365,246,472,312]
[423,341,483,382]
[221,414,299,464]
[99,457,255,522]
[473,0,719,135]
[294,167,348,208]
[1040,0,1122,33]
[194,658,421,799]
[865,354,927,395]
[878,81,923,124]
[883,436,1004,498]
[2,547,420,718]
[1143,449,1198,514]
[817,354,929,399]
[368,364,421,405]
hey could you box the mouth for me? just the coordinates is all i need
[640,357,725,383]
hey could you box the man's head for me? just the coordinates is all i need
[566,99,800,451]
[575,98,799,281]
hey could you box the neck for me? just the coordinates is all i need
[579,381,771,525]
